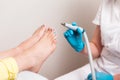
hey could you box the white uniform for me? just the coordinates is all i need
[55,0,120,80]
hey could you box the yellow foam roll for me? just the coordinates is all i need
[0,57,18,80]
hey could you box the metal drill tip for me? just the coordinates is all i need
[61,23,65,26]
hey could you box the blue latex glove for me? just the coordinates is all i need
[64,22,85,52]
[87,72,113,80]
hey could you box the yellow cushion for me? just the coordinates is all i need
[0,57,18,80]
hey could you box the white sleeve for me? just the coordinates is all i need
[92,1,102,25]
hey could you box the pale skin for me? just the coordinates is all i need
[80,25,120,80]
[0,25,57,73]
[0,25,46,59]
[81,25,103,58]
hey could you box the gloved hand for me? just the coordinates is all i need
[64,22,85,52]
[87,72,113,80]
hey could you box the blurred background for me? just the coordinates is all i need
[0,0,100,79]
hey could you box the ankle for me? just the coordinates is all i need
[14,52,36,71]
[14,47,24,55]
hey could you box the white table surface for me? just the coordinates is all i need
[17,71,48,80]
[54,68,82,80]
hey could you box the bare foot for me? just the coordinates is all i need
[28,27,57,72]
[0,25,46,59]
[16,25,46,54]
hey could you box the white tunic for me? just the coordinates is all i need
[93,0,120,75]
[55,0,120,80]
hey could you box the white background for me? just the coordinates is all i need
[0,0,100,79]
